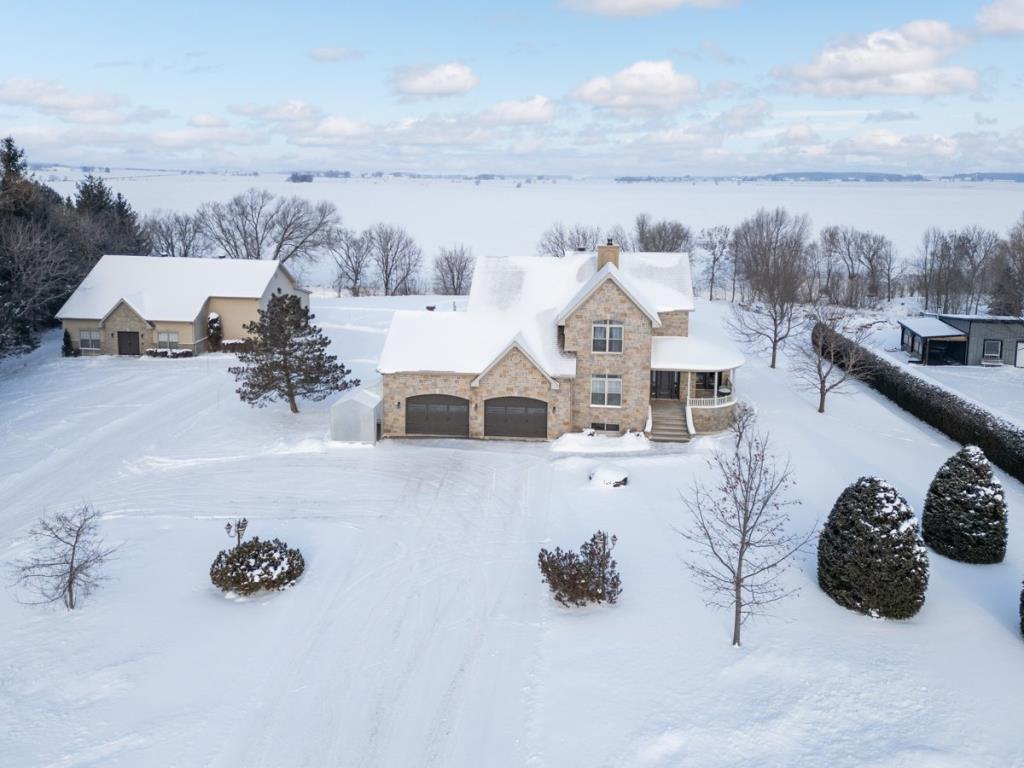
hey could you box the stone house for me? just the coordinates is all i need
[56,255,309,356]
[377,243,743,441]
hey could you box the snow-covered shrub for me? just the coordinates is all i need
[210,537,305,596]
[923,446,1007,564]
[220,339,252,353]
[817,477,929,619]
[818,324,1024,486]
[538,530,622,607]
[207,312,223,352]
[145,348,194,358]
[61,329,79,357]
[589,465,628,487]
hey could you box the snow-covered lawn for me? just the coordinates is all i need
[870,321,1024,428]
[3,297,1024,767]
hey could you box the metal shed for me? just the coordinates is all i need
[330,381,383,443]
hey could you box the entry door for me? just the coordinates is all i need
[117,331,140,356]
[651,371,679,399]
[1017,342,1024,368]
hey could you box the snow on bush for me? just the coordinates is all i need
[550,429,650,454]
[210,537,305,596]
[923,446,1008,564]
[220,339,252,353]
[589,464,629,488]
[145,348,194,358]
[818,477,929,619]
[538,530,622,607]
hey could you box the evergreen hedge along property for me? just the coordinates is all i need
[815,324,1024,485]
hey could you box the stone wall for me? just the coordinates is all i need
[653,310,690,337]
[691,402,736,433]
[562,279,652,433]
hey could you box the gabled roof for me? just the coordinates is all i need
[56,255,298,322]
[470,335,560,390]
[898,317,967,339]
[555,263,662,326]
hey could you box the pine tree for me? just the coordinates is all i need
[207,312,223,351]
[228,291,358,413]
[923,446,1008,564]
[0,135,27,192]
[818,477,929,619]
[61,329,75,357]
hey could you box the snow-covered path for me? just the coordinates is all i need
[3,297,1024,767]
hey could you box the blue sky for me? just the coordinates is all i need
[3,0,1023,174]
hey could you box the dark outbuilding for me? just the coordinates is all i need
[899,314,1024,366]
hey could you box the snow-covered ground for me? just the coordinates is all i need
[3,297,1024,767]
[869,320,1024,429]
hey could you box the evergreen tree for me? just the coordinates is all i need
[818,477,929,619]
[228,291,358,413]
[0,136,27,193]
[207,312,223,351]
[61,329,75,357]
[923,446,1008,564]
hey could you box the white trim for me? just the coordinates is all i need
[555,263,662,327]
[688,394,736,408]
[470,336,560,390]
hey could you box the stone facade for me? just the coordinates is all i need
[382,346,572,439]
[63,302,202,356]
[652,310,690,337]
[691,402,736,433]
[562,280,652,433]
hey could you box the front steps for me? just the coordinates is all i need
[650,400,691,443]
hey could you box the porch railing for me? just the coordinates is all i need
[687,394,736,408]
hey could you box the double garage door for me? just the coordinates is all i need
[405,395,547,438]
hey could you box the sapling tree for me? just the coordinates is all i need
[680,413,812,647]
[795,304,878,414]
[12,505,116,610]
[229,292,359,413]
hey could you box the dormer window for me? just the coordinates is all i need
[592,319,623,353]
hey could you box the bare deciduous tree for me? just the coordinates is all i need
[144,210,210,258]
[680,416,812,647]
[329,228,373,297]
[536,221,602,257]
[12,505,116,610]
[729,208,809,369]
[366,222,423,296]
[197,188,340,265]
[432,244,475,295]
[605,223,634,251]
[634,213,692,252]
[697,225,731,300]
[794,304,878,414]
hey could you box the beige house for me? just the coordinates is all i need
[56,255,309,356]
[377,243,743,442]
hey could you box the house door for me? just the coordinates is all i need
[1017,342,1024,368]
[650,371,679,399]
[117,331,140,356]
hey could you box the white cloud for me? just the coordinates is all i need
[0,77,164,125]
[864,109,919,123]
[571,60,700,111]
[291,116,372,145]
[229,100,323,123]
[643,100,770,145]
[783,20,978,96]
[977,0,1024,34]
[835,129,959,158]
[384,115,494,147]
[393,62,479,98]
[149,126,264,149]
[310,47,361,62]
[484,96,555,125]
[188,113,228,128]
[564,0,738,17]
[775,123,821,146]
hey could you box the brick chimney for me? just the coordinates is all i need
[597,238,620,270]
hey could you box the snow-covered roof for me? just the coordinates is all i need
[555,263,662,327]
[898,317,967,338]
[938,314,1024,324]
[56,255,296,322]
[651,337,744,372]
[378,250,693,378]
[332,386,383,411]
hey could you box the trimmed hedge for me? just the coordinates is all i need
[145,348,194,358]
[816,323,1024,485]
[220,339,252,353]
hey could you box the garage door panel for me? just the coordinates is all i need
[406,395,469,436]
[485,396,547,438]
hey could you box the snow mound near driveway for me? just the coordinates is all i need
[550,430,650,454]
[589,464,629,488]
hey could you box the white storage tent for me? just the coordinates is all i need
[330,380,383,443]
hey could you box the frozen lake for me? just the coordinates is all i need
[43,171,1024,268]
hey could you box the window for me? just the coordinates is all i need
[591,422,620,432]
[983,339,1003,359]
[157,331,179,350]
[591,374,622,407]
[79,329,101,351]
[695,371,716,391]
[592,320,624,353]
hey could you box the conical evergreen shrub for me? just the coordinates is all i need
[818,477,929,619]
[923,446,1007,564]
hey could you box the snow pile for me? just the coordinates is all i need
[588,464,629,488]
[550,429,651,453]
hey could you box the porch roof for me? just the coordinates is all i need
[651,336,744,373]
[898,317,967,340]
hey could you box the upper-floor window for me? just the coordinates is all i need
[157,331,179,350]
[592,320,623,353]
[591,374,622,407]
[79,329,101,351]
[983,339,1003,359]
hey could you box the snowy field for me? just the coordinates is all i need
[3,297,1024,768]
[870,321,1024,429]
[41,169,1024,286]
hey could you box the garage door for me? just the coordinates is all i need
[485,397,547,438]
[405,395,469,436]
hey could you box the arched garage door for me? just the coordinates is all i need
[406,395,469,437]
[485,397,548,438]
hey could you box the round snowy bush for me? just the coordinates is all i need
[589,464,629,488]
[210,537,305,595]
[923,446,1007,564]
[818,477,929,619]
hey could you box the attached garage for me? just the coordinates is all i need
[484,397,548,439]
[405,394,470,437]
